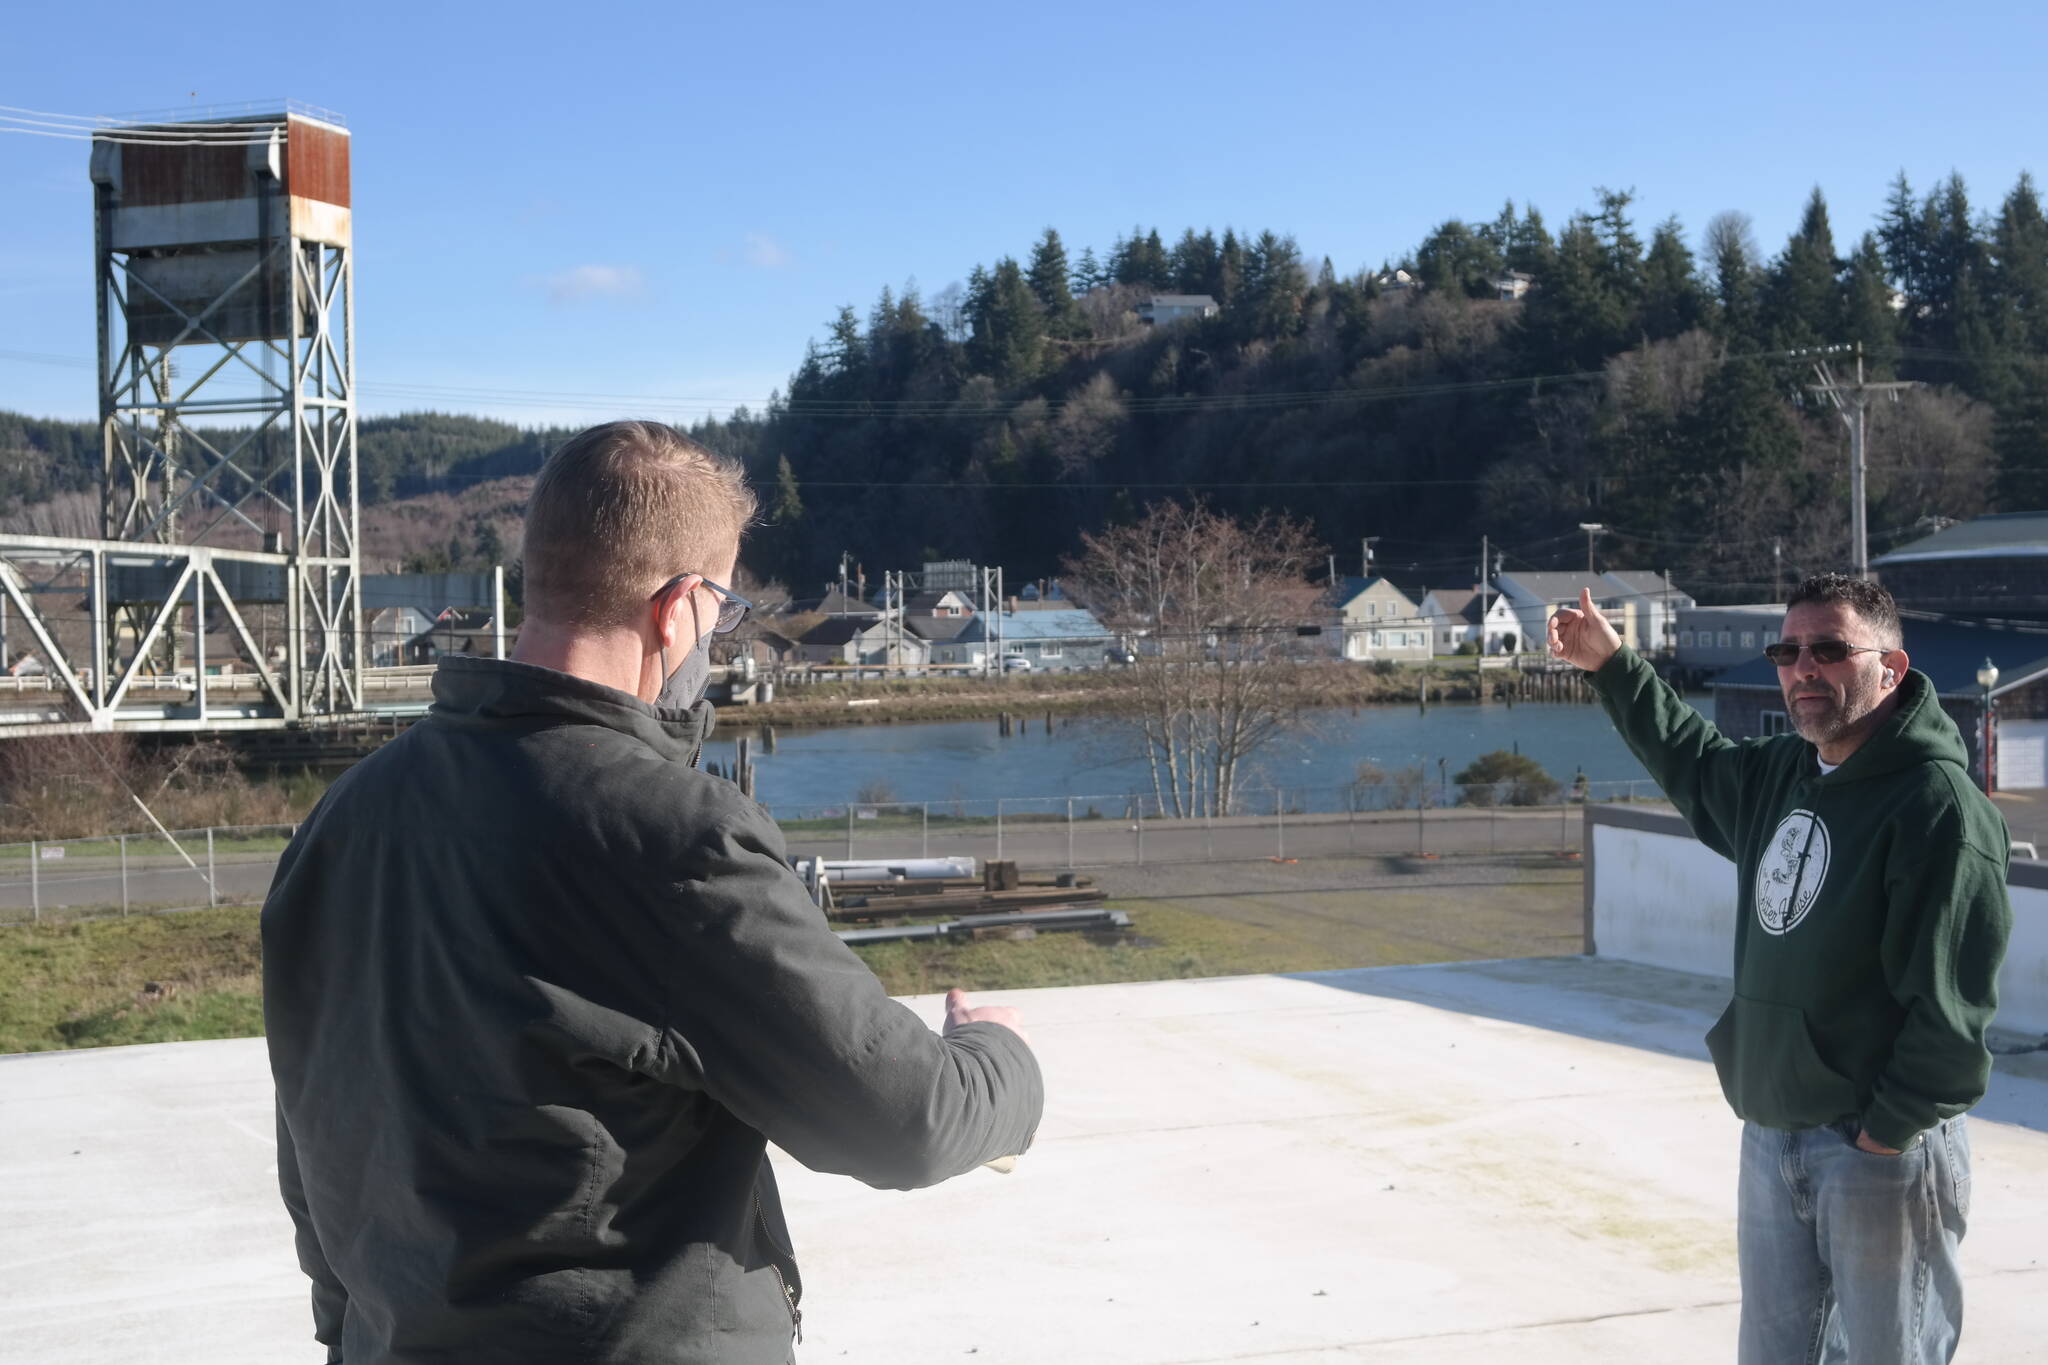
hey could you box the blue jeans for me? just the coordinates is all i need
[1737,1116,1972,1364]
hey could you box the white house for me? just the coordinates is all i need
[1491,270,1533,301]
[1488,570,1691,656]
[1331,577,1430,661]
[1488,573,1628,656]
[1138,294,1219,327]
[792,617,929,669]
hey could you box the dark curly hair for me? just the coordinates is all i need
[1785,573,1902,648]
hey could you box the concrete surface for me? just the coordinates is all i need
[3,957,2045,1364]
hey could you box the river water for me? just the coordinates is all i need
[712,697,1712,813]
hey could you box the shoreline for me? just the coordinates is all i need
[721,661,1595,729]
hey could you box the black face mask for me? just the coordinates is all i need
[655,642,711,713]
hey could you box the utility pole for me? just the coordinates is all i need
[1808,343,1919,579]
[1361,536,1380,579]
[1578,523,1606,576]
[1773,540,1784,601]
[1479,535,1490,653]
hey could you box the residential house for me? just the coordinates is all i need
[718,627,798,670]
[408,608,511,661]
[1489,571,1690,657]
[1375,268,1417,291]
[368,606,436,668]
[1600,571,1693,654]
[1712,614,2048,789]
[1491,270,1533,301]
[1415,587,1485,655]
[792,617,929,669]
[1330,576,1430,662]
[908,614,984,669]
[965,607,1115,672]
[904,588,976,619]
[1138,294,1219,327]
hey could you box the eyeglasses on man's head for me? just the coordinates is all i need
[654,573,753,635]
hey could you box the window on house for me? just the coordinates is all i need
[1718,630,1733,649]
[1740,631,1756,649]
[1370,631,1383,647]
[1761,710,1791,737]
[1764,631,1780,646]
[1041,642,1062,658]
[1366,602,1379,617]
[1679,630,1695,647]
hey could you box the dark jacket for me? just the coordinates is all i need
[262,656,1043,1364]
[1592,648,2010,1148]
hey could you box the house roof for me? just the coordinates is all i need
[798,618,868,646]
[785,587,881,617]
[1495,572,1619,604]
[1872,512,2048,566]
[1419,588,1484,624]
[905,589,972,614]
[905,614,973,643]
[1600,571,1688,600]
[964,609,1112,643]
[1146,294,1217,309]
[1333,576,1417,610]
[1712,614,2048,698]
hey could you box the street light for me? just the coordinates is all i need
[1977,658,2000,795]
[1578,523,1606,575]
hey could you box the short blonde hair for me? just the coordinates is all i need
[522,421,757,629]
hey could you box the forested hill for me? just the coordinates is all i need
[6,171,2047,602]
[707,175,2048,602]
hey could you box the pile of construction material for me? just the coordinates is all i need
[790,856,1130,945]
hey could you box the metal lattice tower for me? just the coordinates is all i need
[0,106,363,735]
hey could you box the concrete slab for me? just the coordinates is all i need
[3,958,2045,1365]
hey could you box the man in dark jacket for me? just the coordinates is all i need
[1551,573,2009,1365]
[263,421,1043,1364]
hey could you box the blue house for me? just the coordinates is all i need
[957,607,1117,672]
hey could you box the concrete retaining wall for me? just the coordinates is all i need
[1584,804,2048,1040]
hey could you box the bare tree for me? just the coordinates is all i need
[1064,500,1323,818]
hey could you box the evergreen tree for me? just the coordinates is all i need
[1763,188,1842,348]
[1593,188,1647,316]
[1521,213,1627,370]
[1639,217,1708,340]
[1507,206,1555,276]
[1027,228,1082,338]
[1072,246,1106,296]
[1415,219,1504,298]
[966,257,1045,387]
[1169,229,1220,295]
[1841,233,1901,370]
[1706,212,1765,345]
[1992,173,2048,351]
[1217,229,1246,309]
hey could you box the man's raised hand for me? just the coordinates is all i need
[1548,587,1623,673]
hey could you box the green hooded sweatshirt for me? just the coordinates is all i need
[1592,647,2011,1150]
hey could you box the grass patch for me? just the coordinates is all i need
[1,897,1348,1052]
[0,906,265,1054]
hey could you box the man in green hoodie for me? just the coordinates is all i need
[1550,572,2009,1365]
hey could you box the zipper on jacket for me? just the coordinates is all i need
[755,1194,802,1344]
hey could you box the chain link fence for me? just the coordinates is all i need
[0,781,1666,927]
[0,824,294,926]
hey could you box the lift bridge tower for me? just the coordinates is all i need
[0,106,362,735]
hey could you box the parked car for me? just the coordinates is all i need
[1002,654,1033,673]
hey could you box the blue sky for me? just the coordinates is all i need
[2,0,2043,425]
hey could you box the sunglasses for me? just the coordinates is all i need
[654,573,753,635]
[1761,640,1887,667]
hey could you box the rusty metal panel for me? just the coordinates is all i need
[285,118,350,209]
[117,141,253,207]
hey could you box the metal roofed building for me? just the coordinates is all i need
[1873,511,2048,620]
[1710,614,2048,788]
[963,607,1115,671]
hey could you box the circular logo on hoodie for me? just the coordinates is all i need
[1753,809,1830,935]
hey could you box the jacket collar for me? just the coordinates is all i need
[429,655,716,766]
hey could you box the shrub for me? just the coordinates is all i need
[1454,751,1560,807]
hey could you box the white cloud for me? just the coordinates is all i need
[742,233,792,269]
[544,264,647,304]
